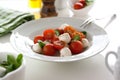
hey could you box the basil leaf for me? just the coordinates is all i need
[86,0,94,2]
[7,55,19,69]
[73,35,80,40]
[7,55,16,65]
[0,53,23,77]
[16,54,23,65]
[86,0,94,5]
[82,31,87,36]
[5,64,14,73]
[38,40,45,48]
[55,30,60,36]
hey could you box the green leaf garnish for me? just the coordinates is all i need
[16,54,23,66]
[38,40,45,48]
[7,54,16,65]
[73,35,80,40]
[82,31,87,36]
[86,0,94,5]
[5,64,14,73]
[55,30,60,36]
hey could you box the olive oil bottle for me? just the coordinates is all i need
[28,0,42,19]
[28,0,42,8]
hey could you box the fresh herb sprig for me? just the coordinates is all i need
[0,54,23,77]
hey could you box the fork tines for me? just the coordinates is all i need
[80,17,94,29]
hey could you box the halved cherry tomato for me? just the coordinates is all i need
[69,41,84,54]
[74,2,84,10]
[51,36,59,43]
[43,44,56,56]
[53,40,66,50]
[79,0,86,7]
[34,35,44,44]
[43,29,55,40]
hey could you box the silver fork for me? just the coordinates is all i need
[80,14,117,29]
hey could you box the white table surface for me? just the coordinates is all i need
[0,0,120,80]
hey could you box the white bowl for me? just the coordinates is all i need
[0,52,25,80]
[67,0,94,17]
[10,17,109,62]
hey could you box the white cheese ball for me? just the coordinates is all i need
[60,47,72,57]
[32,43,42,53]
[59,33,71,43]
[0,66,6,77]
[81,38,90,48]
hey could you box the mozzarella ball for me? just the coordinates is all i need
[58,33,71,43]
[32,43,42,53]
[81,38,90,48]
[60,47,72,57]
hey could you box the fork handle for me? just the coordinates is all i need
[103,14,116,28]
[80,14,116,29]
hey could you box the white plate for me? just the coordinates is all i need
[10,17,109,62]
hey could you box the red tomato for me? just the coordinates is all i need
[43,29,55,40]
[74,2,84,10]
[69,41,84,54]
[79,0,86,6]
[51,36,59,43]
[43,44,56,56]
[53,40,66,50]
[34,35,44,44]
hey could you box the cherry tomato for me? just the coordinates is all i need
[43,44,56,56]
[69,41,84,54]
[43,29,55,40]
[53,40,66,50]
[34,35,44,44]
[79,0,86,6]
[74,2,84,10]
[51,36,59,43]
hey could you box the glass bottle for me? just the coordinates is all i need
[28,0,42,19]
[40,0,58,18]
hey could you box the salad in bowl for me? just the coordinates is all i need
[67,0,94,17]
[10,17,109,62]
[32,24,90,57]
